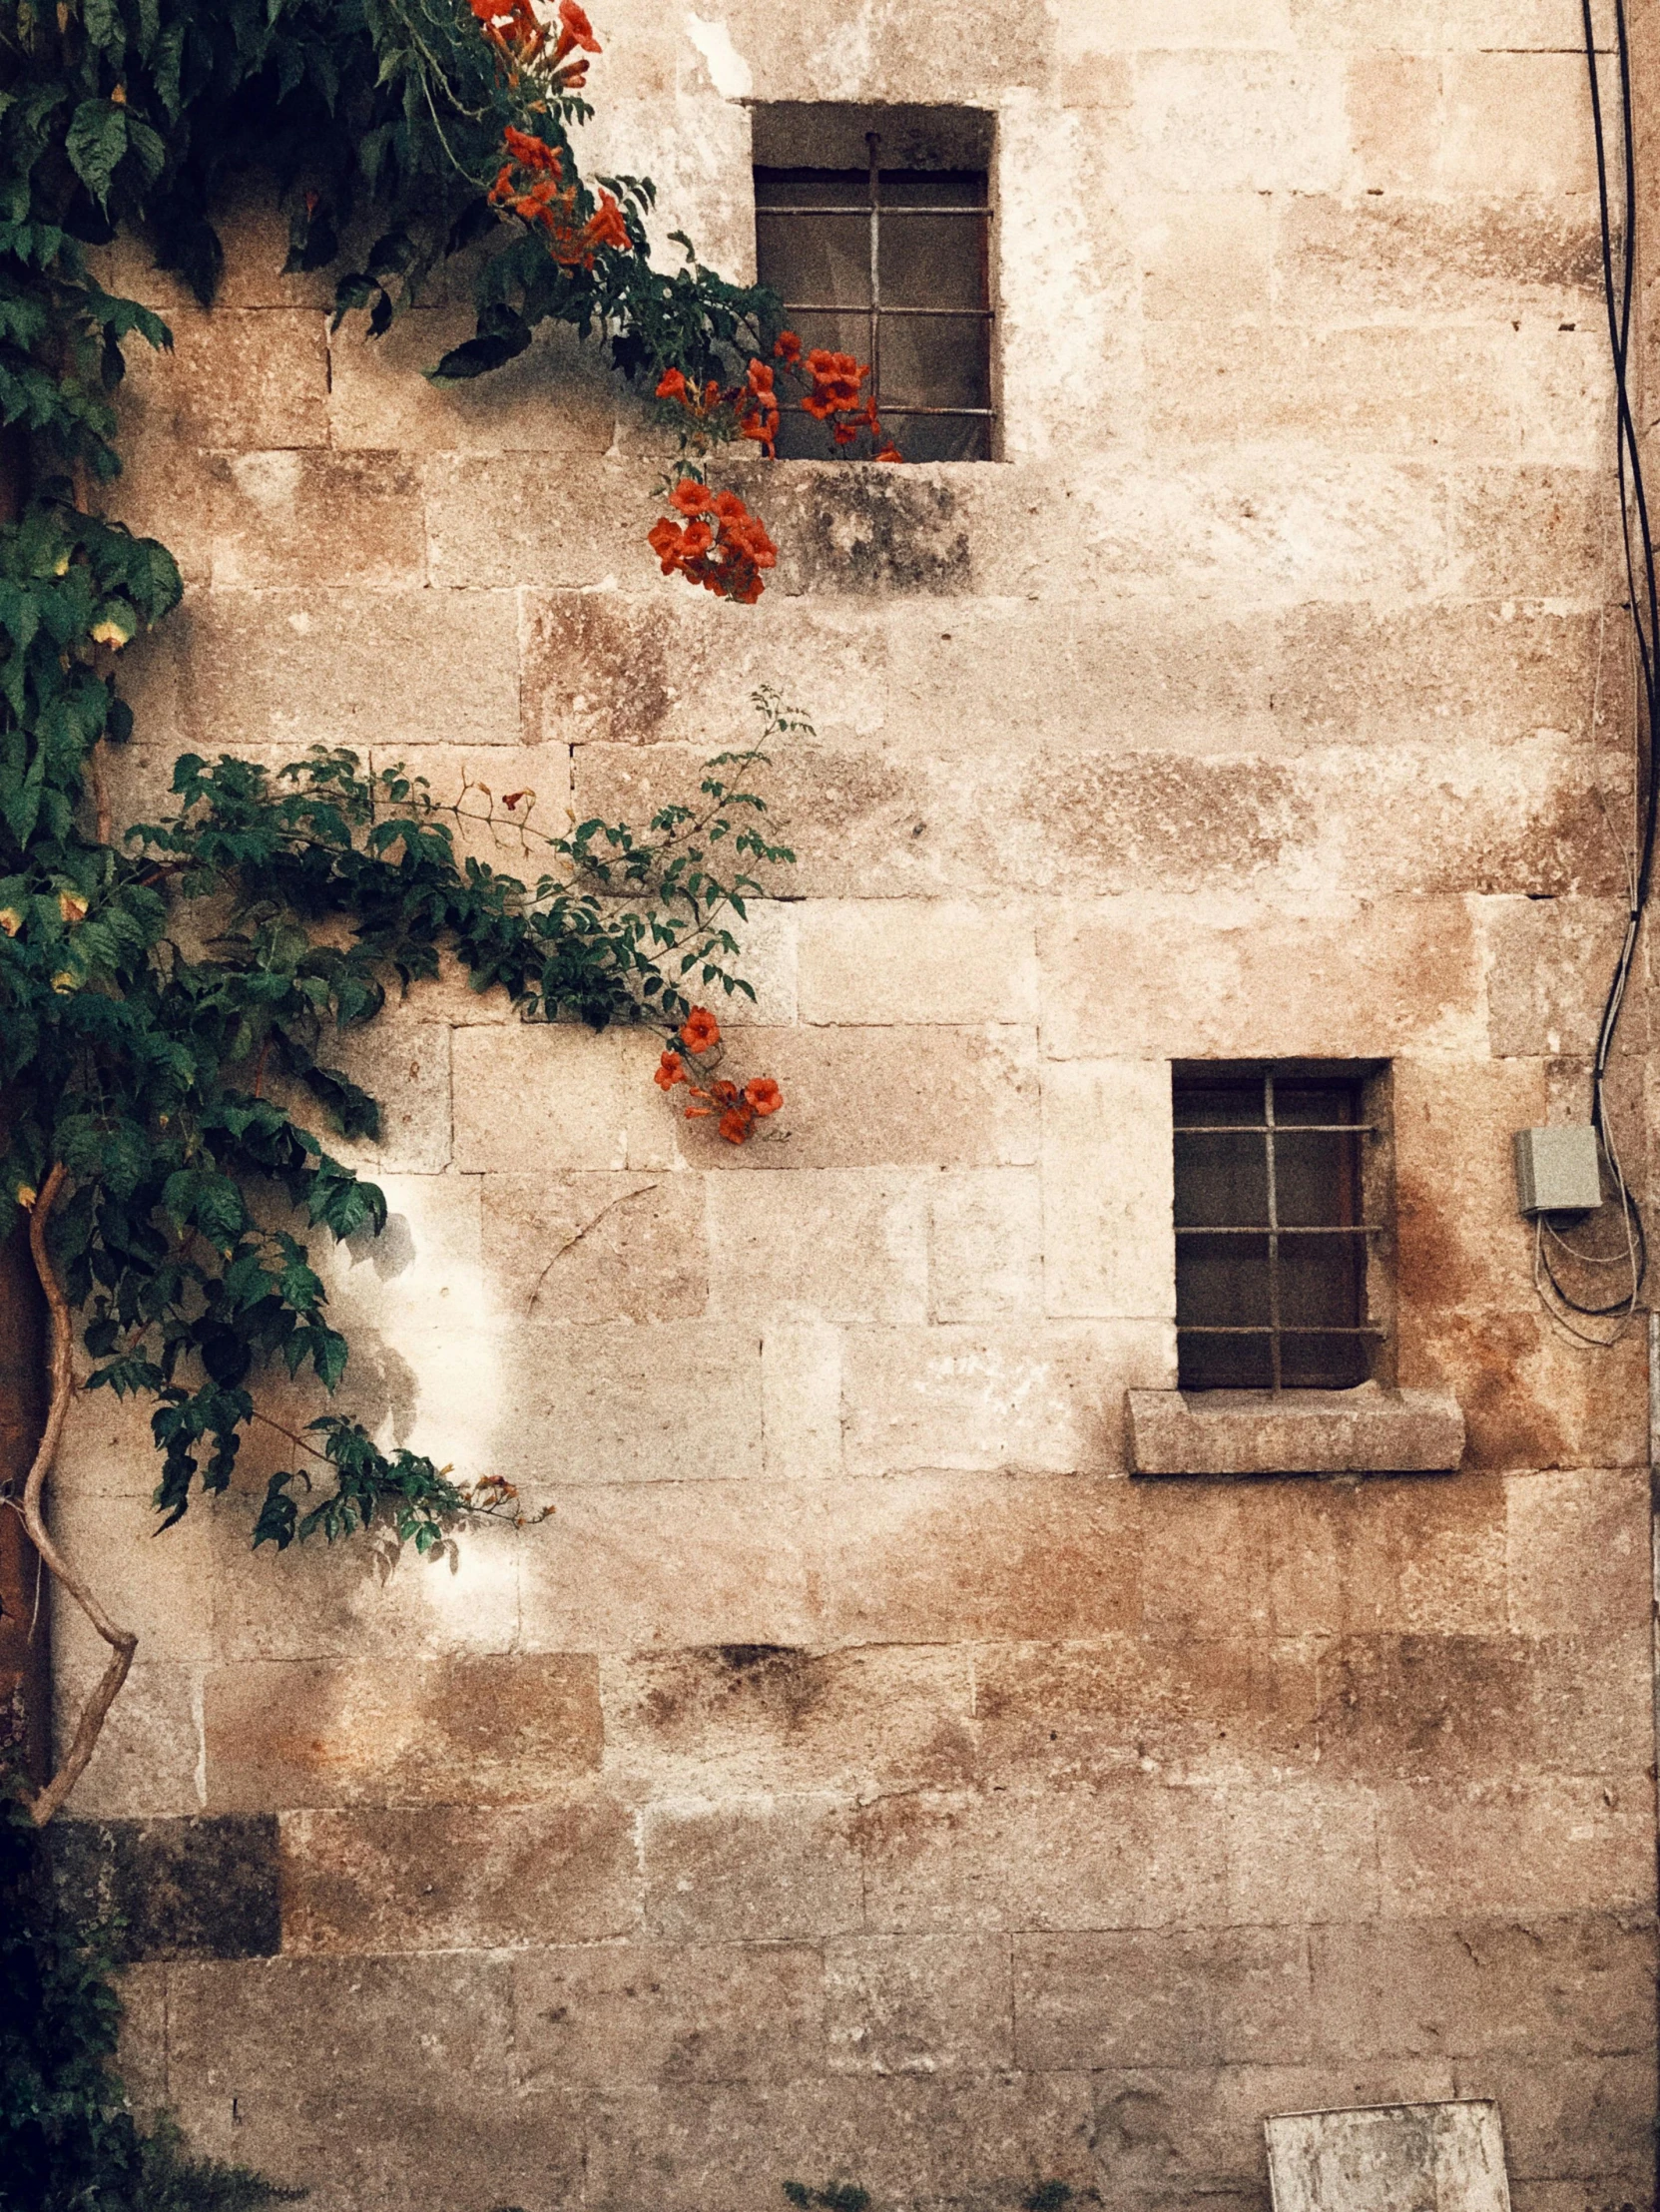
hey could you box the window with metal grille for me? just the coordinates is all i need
[753,104,994,463]
[1173,1065,1387,1392]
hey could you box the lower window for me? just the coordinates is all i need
[1173,1063,1388,1391]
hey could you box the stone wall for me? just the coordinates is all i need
[43,1,1660,2208]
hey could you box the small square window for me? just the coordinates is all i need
[1173,1063,1392,1392]
[753,103,994,462]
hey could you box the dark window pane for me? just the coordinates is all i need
[1281,1332,1372,1389]
[881,313,991,413]
[1278,1231,1366,1330]
[884,413,991,462]
[1180,1331,1274,1390]
[1177,1232,1272,1328]
[1273,1081,1356,1128]
[755,212,871,310]
[1175,1067,1378,1393]
[755,163,993,462]
[1174,1080,1263,1129]
[1175,1131,1268,1228]
[878,171,987,208]
[881,216,987,310]
[1274,1129,1361,1227]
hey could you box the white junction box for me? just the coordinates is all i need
[1512,1124,1602,1216]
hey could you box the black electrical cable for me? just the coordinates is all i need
[1539,0,1660,1321]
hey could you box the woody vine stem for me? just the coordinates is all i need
[0,0,879,1820]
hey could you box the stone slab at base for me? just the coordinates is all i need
[1126,1383,1465,1478]
[1265,2099,1510,2212]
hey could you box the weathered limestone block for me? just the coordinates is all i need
[453,1022,663,1174]
[581,2074,1097,2212]
[424,453,660,589]
[483,1320,764,1485]
[762,1321,843,1477]
[1041,1060,1176,1320]
[165,1954,560,2202]
[643,1794,863,1940]
[1039,894,1485,1060]
[273,1008,452,1176]
[1400,1308,1648,1471]
[518,1480,821,1652]
[840,1320,1171,1475]
[1448,2051,1656,2180]
[1314,1632,1651,1784]
[1225,1780,1384,1925]
[1442,54,1598,196]
[1394,1056,1553,1316]
[118,306,328,449]
[280,1796,641,1950]
[1013,1927,1315,2069]
[1505,1465,1651,1638]
[928,1168,1045,1322]
[825,1932,1013,2074]
[1138,1471,1510,1641]
[118,586,524,755]
[207,1487,521,1661]
[816,1471,1143,1644]
[1144,325,1604,463]
[855,1781,1232,1933]
[49,1814,280,1959]
[706,1168,930,1325]
[1308,1913,1658,2061]
[1140,191,1274,319]
[1482,894,1639,1057]
[513,1941,826,2086]
[480,1170,709,1326]
[796,898,1039,1025]
[202,1653,603,1810]
[1375,1777,1654,1918]
[659,1022,1041,1171]
[1289,2,1615,49]
[1275,194,1603,320]
[973,1635,1321,1789]
[328,306,616,454]
[1448,464,1608,598]
[1127,53,1350,194]
[1074,454,1454,603]
[52,1657,203,1820]
[601,1642,976,1796]
[525,588,1284,754]
[208,450,426,589]
[46,1490,214,1666]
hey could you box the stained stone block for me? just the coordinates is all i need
[49,1814,280,1960]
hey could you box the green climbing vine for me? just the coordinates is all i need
[0,0,816,1836]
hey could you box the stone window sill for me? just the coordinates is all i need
[1126,1383,1465,1479]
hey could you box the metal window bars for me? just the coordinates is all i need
[754,133,995,435]
[1173,1070,1382,1391]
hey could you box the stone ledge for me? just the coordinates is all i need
[1126,1383,1465,1479]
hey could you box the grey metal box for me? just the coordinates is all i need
[1512,1124,1602,1215]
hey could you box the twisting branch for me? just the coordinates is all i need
[11,1164,137,1826]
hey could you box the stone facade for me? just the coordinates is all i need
[40,1,1660,2208]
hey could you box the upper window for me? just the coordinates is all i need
[753,103,994,463]
[1173,1064,1390,1392]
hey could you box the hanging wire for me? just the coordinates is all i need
[1533,0,1659,1340]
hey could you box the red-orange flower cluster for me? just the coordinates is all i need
[797,344,901,457]
[488,127,629,267]
[736,358,780,452]
[648,479,777,605]
[652,1010,784,1145]
[470,0,598,87]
